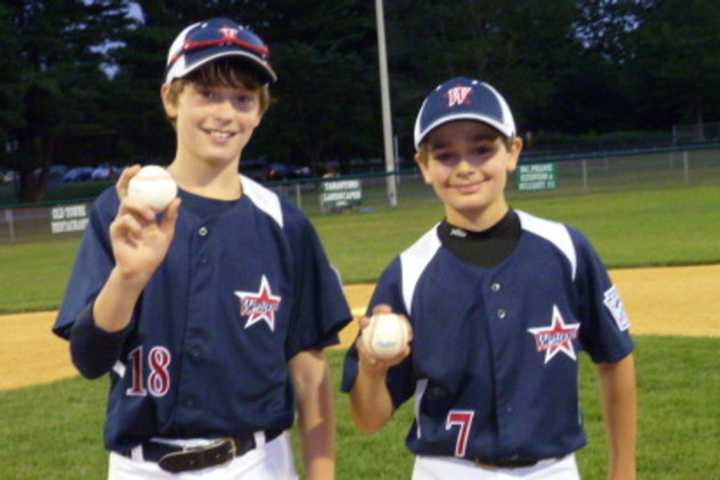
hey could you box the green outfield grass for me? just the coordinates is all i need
[1,337,717,479]
[1,184,719,313]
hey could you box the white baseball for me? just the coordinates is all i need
[127,165,177,212]
[362,313,412,359]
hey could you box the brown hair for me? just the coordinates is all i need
[164,58,272,126]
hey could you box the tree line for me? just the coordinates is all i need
[1,0,719,202]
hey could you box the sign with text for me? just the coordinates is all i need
[517,163,558,191]
[50,204,89,234]
[320,179,363,212]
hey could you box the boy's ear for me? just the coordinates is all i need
[415,152,432,185]
[506,136,524,173]
[160,84,178,119]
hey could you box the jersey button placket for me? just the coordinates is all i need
[179,225,210,414]
[198,226,209,263]
[190,345,201,359]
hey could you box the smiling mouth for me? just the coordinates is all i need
[203,128,236,140]
[453,181,485,192]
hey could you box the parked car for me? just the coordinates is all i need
[0,170,17,184]
[266,162,313,181]
[49,164,68,178]
[91,165,112,180]
[241,158,269,182]
[62,166,94,183]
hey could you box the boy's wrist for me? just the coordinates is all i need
[110,265,152,292]
[358,358,390,381]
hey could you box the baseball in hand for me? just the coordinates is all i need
[362,313,412,359]
[127,165,178,212]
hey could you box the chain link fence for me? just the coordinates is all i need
[2,144,719,244]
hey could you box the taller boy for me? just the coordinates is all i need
[54,18,351,479]
[343,77,636,479]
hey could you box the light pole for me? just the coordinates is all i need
[375,0,398,207]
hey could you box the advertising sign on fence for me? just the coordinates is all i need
[517,163,558,191]
[50,204,89,234]
[320,179,362,212]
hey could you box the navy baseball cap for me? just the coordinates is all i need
[164,18,277,85]
[413,77,516,149]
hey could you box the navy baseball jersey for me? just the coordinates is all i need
[342,210,633,462]
[54,175,351,452]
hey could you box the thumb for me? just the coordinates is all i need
[159,197,182,237]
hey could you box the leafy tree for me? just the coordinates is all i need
[113,1,381,174]
[0,4,23,164]
[384,0,585,153]
[624,0,720,130]
[2,0,132,202]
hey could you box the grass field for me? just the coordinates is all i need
[1,337,718,479]
[2,184,719,313]
[1,183,719,479]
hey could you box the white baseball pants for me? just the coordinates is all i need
[107,431,298,479]
[412,453,580,480]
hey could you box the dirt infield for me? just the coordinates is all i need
[2,265,718,391]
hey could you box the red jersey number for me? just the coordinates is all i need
[446,410,475,458]
[125,346,172,397]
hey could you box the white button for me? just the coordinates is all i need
[198,226,208,236]
[497,309,507,319]
[491,282,501,292]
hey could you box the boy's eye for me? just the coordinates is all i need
[434,153,456,163]
[474,145,496,156]
[235,95,254,105]
[199,89,218,100]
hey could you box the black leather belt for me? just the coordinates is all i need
[119,430,283,473]
[474,454,564,469]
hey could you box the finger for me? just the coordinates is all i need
[159,197,182,236]
[357,315,370,329]
[119,197,157,223]
[116,164,142,200]
[372,303,393,315]
[402,316,414,341]
[111,213,145,241]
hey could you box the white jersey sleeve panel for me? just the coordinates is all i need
[399,224,442,316]
[516,210,577,281]
[240,174,284,228]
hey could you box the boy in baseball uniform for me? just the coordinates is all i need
[342,77,636,480]
[54,18,351,479]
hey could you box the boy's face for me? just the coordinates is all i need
[418,120,522,227]
[161,82,263,167]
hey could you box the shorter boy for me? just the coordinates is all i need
[343,77,637,479]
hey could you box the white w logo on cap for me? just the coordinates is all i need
[447,86,472,107]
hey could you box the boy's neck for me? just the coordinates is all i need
[168,156,242,200]
[445,201,510,232]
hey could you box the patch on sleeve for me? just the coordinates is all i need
[603,285,630,331]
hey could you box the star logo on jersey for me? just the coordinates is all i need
[234,275,281,331]
[527,305,580,364]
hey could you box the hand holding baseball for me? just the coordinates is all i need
[357,304,413,373]
[110,165,181,287]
